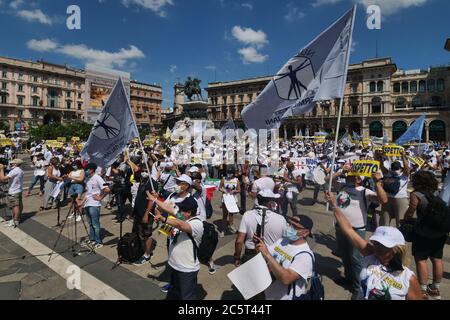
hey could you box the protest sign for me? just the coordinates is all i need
[0,138,13,147]
[406,155,425,168]
[383,145,404,157]
[57,137,67,143]
[348,160,381,178]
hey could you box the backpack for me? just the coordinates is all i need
[415,192,450,237]
[117,233,144,263]
[188,218,219,264]
[288,251,325,301]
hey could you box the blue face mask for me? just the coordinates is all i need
[284,226,299,242]
[84,169,90,176]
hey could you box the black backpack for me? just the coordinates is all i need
[188,219,219,264]
[416,192,450,237]
[288,251,325,301]
[117,233,144,263]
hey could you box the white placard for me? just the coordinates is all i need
[227,253,272,300]
[223,194,239,213]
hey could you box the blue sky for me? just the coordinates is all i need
[0,0,449,108]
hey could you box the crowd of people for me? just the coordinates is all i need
[0,134,449,301]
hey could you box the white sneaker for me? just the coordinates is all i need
[218,231,225,238]
[75,214,82,222]
[94,243,103,250]
[68,213,75,219]
[6,220,16,228]
[228,225,237,234]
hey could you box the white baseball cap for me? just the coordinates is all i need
[175,174,193,186]
[370,227,405,248]
[258,189,281,199]
[188,166,200,173]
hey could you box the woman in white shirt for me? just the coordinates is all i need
[326,191,422,300]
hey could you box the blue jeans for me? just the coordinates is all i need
[68,184,84,197]
[335,224,365,298]
[85,206,102,244]
[28,175,45,193]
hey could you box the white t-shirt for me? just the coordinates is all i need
[391,173,409,199]
[7,167,24,195]
[159,171,178,192]
[238,208,287,250]
[265,240,313,300]
[84,174,106,208]
[192,185,207,221]
[33,159,47,176]
[336,186,376,229]
[360,255,414,300]
[168,218,204,273]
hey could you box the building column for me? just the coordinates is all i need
[284,125,287,140]
[295,125,298,136]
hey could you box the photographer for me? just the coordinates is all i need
[110,156,133,223]
[0,159,24,228]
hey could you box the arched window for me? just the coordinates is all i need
[419,80,426,92]
[429,120,446,142]
[393,83,400,93]
[369,121,383,137]
[428,79,435,92]
[437,79,445,92]
[392,121,408,141]
[402,82,409,93]
[369,81,376,93]
[0,94,7,104]
[412,96,424,109]
[396,97,407,109]
[410,81,417,93]
[377,81,384,92]
[372,97,382,113]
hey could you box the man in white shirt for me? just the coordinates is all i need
[153,196,204,300]
[0,159,24,227]
[255,215,315,300]
[78,163,110,249]
[332,171,388,300]
[234,190,287,267]
[26,153,47,197]
[250,166,275,206]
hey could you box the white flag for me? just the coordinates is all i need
[242,6,356,131]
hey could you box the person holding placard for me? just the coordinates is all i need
[218,167,241,237]
[331,170,388,300]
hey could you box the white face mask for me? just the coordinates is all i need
[395,170,402,176]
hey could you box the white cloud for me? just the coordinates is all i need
[169,65,177,73]
[27,39,145,69]
[238,47,268,64]
[17,9,52,25]
[312,0,429,15]
[9,0,23,9]
[232,26,268,49]
[121,0,174,17]
[205,65,216,70]
[284,7,306,22]
[242,3,253,10]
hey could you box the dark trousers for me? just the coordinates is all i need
[166,265,199,300]
[281,191,298,217]
[442,168,448,182]
[116,188,132,220]
[240,186,247,213]
[335,224,365,298]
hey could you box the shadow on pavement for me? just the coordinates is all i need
[314,231,339,253]
[20,211,37,224]
[221,285,244,300]
[214,254,234,267]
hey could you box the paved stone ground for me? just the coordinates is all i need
[0,157,449,300]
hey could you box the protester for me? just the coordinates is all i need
[403,171,447,300]
[327,191,422,300]
[41,157,63,211]
[26,153,47,197]
[0,159,24,228]
[78,163,110,249]
[254,215,315,300]
[218,166,241,237]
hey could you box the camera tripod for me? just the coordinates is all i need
[48,196,95,262]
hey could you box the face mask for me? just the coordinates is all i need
[174,185,182,193]
[176,211,186,221]
[283,226,299,242]
[141,172,149,179]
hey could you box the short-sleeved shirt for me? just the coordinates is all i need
[84,174,107,208]
[238,208,287,250]
[265,240,313,300]
[7,167,24,195]
[168,218,204,273]
[360,255,414,300]
[336,186,376,229]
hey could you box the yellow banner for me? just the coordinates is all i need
[407,156,425,168]
[0,138,13,146]
[143,140,153,146]
[348,160,381,178]
[46,140,64,148]
[314,138,326,144]
[383,145,404,157]
[57,137,67,143]
[71,137,80,142]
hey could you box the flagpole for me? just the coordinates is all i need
[122,78,155,192]
[327,5,357,212]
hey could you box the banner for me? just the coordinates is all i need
[406,155,425,168]
[71,137,80,142]
[57,137,67,143]
[383,145,404,157]
[348,160,380,178]
[362,139,371,148]
[0,138,13,147]
[314,137,326,144]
